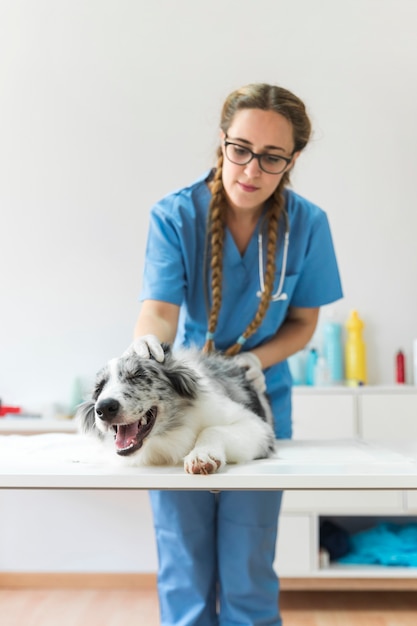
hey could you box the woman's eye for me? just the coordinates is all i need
[232,145,249,157]
[264,155,282,164]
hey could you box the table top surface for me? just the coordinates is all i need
[0,433,416,490]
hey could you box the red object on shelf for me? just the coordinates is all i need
[396,350,406,384]
[0,406,21,417]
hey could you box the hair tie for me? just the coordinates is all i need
[236,335,247,346]
[205,331,215,341]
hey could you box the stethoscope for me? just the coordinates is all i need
[203,206,290,316]
[256,208,290,302]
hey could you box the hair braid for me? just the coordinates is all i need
[225,183,285,356]
[202,156,227,354]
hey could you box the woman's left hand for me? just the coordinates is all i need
[233,352,266,393]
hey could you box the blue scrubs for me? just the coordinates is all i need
[140,171,343,625]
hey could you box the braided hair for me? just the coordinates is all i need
[202,84,311,355]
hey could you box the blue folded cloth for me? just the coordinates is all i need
[338,522,417,567]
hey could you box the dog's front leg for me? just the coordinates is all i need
[183,427,226,474]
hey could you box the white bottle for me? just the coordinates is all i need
[315,356,331,386]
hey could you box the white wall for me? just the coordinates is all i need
[0,490,157,572]
[1,0,417,412]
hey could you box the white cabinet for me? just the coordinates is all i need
[276,385,417,589]
[275,514,312,575]
[406,492,417,511]
[283,489,403,513]
[359,389,417,440]
[292,388,356,439]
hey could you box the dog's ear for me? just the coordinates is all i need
[163,364,199,399]
[75,401,105,440]
[157,345,199,398]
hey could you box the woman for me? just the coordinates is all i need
[133,84,343,626]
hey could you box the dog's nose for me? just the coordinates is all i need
[95,398,120,421]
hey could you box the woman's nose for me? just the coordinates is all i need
[244,156,262,177]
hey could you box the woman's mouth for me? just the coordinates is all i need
[238,181,259,193]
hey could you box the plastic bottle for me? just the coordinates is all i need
[413,339,417,386]
[305,348,318,386]
[345,310,367,385]
[288,350,306,385]
[68,377,85,416]
[323,320,344,383]
[314,355,331,386]
[395,350,405,384]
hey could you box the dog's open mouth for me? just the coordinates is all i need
[112,407,157,456]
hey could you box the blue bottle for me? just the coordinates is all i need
[288,350,306,385]
[305,348,318,386]
[324,322,344,383]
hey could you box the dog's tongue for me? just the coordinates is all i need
[115,423,138,450]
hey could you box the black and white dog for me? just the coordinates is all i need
[76,345,276,474]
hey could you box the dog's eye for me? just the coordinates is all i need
[93,379,106,398]
[126,372,143,381]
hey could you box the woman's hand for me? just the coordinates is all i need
[127,334,165,362]
[233,352,266,393]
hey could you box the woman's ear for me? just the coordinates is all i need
[219,129,226,155]
[286,150,301,173]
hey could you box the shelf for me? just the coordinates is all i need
[318,563,417,578]
[293,384,417,395]
[0,418,77,434]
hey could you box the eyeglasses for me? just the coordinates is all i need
[224,138,293,175]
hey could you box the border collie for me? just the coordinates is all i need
[76,345,276,474]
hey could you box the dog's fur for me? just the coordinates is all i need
[76,344,276,474]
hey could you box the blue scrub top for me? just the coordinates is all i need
[140,171,343,438]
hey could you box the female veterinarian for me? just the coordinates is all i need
[132,84,343,626]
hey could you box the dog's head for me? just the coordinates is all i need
[76,344,199,457]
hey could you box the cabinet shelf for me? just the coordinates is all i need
[0,418,77,434]
[318,563,417,578]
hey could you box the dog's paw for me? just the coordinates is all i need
[183,450,224,475]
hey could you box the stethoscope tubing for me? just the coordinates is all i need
[256,209,290,302]
[203,207,290,318]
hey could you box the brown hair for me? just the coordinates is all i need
[203,83,311,355]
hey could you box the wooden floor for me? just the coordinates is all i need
[1,589,417,625]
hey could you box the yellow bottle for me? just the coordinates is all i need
[345,310,367,385]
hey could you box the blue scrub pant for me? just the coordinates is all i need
[149,490,283,626]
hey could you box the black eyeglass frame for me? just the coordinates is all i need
[223,138,294,175]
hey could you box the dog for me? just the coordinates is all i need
[76,344,276,474]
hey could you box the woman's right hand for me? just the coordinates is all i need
[131,301,180,363]
[129,334,165,362]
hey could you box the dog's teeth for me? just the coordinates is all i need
[140,417,147,426]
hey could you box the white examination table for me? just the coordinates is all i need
[0,433,416,491]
